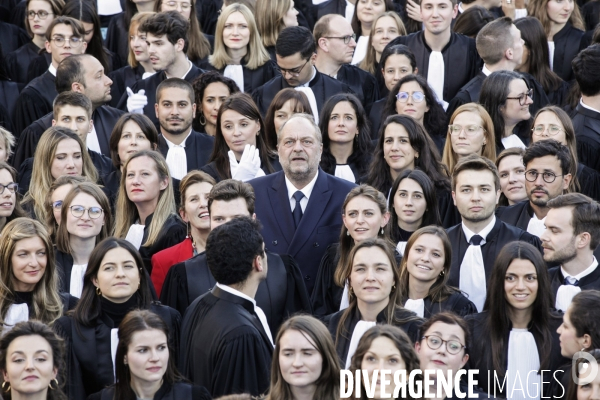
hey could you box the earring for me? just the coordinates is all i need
[440,270,445,277]
[2,382,10,392]
[380,227,384,235]
[199,112,206,126]
[48,379,58,390]
[346,230,350,236]
[96,287,102,296]
[392,284,396,292]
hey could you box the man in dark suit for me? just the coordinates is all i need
[446,154,541,311]
[179,217,273,397]
[154,78,214,179]
[249,113,356,294]
[541,193,600,312]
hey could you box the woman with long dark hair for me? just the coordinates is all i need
[319,94,373,183]
[191,71,240,136]
[263,88,313,150]
[466,241,567,398]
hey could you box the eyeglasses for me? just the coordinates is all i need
[524,170,564,183]
[27,10,53,19]
[51,36,84,48]
[448,124,485,136]
[277,59,310,77]
[322,34,357,44]
[70,205,103,219]
[0,183,18,195]
[396,91,425,103]
[162,0,191,9]
[52,200,63,210]
[422,335,466,355]
[506,88,534,106]
[532,124,564,136]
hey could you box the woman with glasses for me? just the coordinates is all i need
[495,147,528,206]
[351,0,395,65]
[0,162,26,234]
[381,74,447,153]
[465,241,566,398]
[256,0,299,60]
[207,4,278,94]
[4,0,63,84]
[54,182,112,298]
[530,106,600,201]
[479,70,533,152]
[45,176,88,243]
[442,103,497,172]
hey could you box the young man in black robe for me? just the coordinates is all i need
[12,54,125,169]
[252,26,353,122]
[160,179,311,333]
[446,154,541,312]
[447,17,549,118]
[496,140,572,238]
[154,78,214,179]
[571,45,600,174]
[541,193,600,312]
[388,0,482,109]
[12,16,87,137]
[179,217,273,398]
[314,14,379,114]
[117,11,205,126]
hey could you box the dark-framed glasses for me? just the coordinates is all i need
[322,34,356,44]
[0,183,18,195]
[448,124,485,136]
[396,91,425,103]
[531,124,564,136]
[70,205,103,219]
[524,170,563,183]
[51,36,84,48]
[27,10,53,19]
[422,335,466,355]
[277,58,310,77]
[506,88,534,106]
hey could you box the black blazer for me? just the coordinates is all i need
[204,60,280,94]
[495,200,536,232]
[157,130,215,172]
[552,22,585,82]
[573,103,600,174]
[337,63,380,115]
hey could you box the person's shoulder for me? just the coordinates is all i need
[445,222,462,236]
[548,265,561,280]
[452,31,476,45]
[249,170,283,188]
[191,130,215,144]
[98,105,126,117]
[496,200,527,216]
[54,314,74,338]
[322,171,357,191]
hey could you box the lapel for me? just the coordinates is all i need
[516,202,534,231]
[448,225,469,286]
[157,135,169,158]
[480,220,502,280]
[92,107,110,155]
[267,172,295,245]
[184,132,198,171]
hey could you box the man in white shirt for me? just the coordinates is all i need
[542,193,600,312]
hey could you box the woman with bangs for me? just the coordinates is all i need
[208,3,279,94]
[113,150,186,273]
[264,88,313,151]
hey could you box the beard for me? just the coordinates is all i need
[160,118,192,136]
[544,238,578,265]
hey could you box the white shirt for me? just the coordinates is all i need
[97,0,122,15]
[351,35,369,65]
[295,67,320,124]
[548,41,555,71]
[70,263,88,298]
[482,65,493,76]
[461,216,496,246]
[334,164,356,183]
[501,134,527,149]
[285,170,319,213]
[166,60,193,79]
[345,0,355,23]
[580,98,600,114]
[514,8,528,19]
[507,329,541,400]
[164,129,192,180]
[526,213,546,238]
[87,125,102,154]
[458,2,465,12]
[216,283,274,346]
[555,257,599,312]
[48,63,57,76]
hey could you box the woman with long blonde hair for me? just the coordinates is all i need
[359,12,406,76]
[208,3,278,94]
[255,0,298,59]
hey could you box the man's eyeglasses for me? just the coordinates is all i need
[0,183,18,195]
[51,36,84,48]
[524,170,564,183]
[448,124,485,136]
[27,10,53,19]
[506,88,534,106]
[322,34,357,44]
[532,124,564,136]
[70,205,104,219]
[421,335,466,355]
[396,91,425,103]
[277,59,310,77]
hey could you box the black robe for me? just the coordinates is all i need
[12,70,56,137]
[107,64,146,108]
[179,285,273,398]
[5,42,42,85]
[157,130,214,173]
[137,213,187,274]
[325,306,423,366]
[316,0,346,19]
[0,20,29,58]
[88,381,212,400]
[11,290,78,319]
[336,63,380,115]
[415,291,477,318]
[582,0,600,31]
[495,200,540,232]
[0,80,19,134]
[160,251,311,334]
[548,264,600,309]
[446,218,543,289]
[116,65,206,126]
[26,52,51,82]
[388,31,482,103]
[12,105,125,169]
[465,311,568,399]
[252,69,354,118]
[368,98,386,140]
[577,162,600,202]
[204,60,280,94]
[54,298,181,400]
[105,14,129,69]
[573,103,600,174]
[552,22,585,82]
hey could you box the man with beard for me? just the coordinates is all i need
[541,193,600,312]
[496,140,572,237]
[446,154,541,311]
[154,78,214,180]
[249,113,355,294]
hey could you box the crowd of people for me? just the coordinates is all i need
[1,0,600,398]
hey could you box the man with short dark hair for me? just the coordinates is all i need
[252,26,352,122]
[179,217,273,397]
[542,193,600,312]
[496,140,572,237]
[447,154,541,311]
[572,44,600,174]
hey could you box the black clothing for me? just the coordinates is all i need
[107,64,146,108]
[368,98,386,140]
[573,103,600,173]
[204,60,280,94]
[105,15,129,68]
[88,381,212,400]
[138,213,187,274]
[582,0,600,31]
[0,20,29,58]
[336,63,380,115]
[160,251,311,334]
[548,264,600,308]
[13,290,78,316]
[496,200,541,232]
[546,79,571,107]
[316,0,346,19]
[552,22,585,82]
[25,52,51,82]
[389,31,482,103]
[577,162,600,201]
[252,69,354,118]
[446,218,543,288]
[417,292,477,318]
[5,42,42,84]
[179,285,273,397]
[0,80,19,134]
[200,156,282,183]
[12,70,56,137]
[157,130,214,173]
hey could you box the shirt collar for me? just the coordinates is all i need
[482,65,493,76]
[166,59,193,80]
[461,216,496,244]
[285,169,319,202]
[298,66,317,87]
[561,257,599,281]
[215,283,256,308]
[48,63,57,76]
[580,98,600,114]
[458,2,465,12]
[163,129,192,149]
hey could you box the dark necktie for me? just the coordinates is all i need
[470,235,483,246]
[564,276,579,286]
[292,191,304,229]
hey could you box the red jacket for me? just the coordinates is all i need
[151,237,194,297]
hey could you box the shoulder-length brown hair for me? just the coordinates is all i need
[55,182,113,254]
[266,315,340,400]
[256,0,292,48]
[359,11,406,74]
[109,113,159,169]
[127,12,155,68]
[527,0,584,35]
[264,88,312,151]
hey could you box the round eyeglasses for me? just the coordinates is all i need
[421,335,466,355]
[524,170,564,183]
[70,205,103,219]
[51,36,84,48]
[448,124,485,136]
[506,88,534,106]
[396,91,425,103]
[531,124,564,136]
